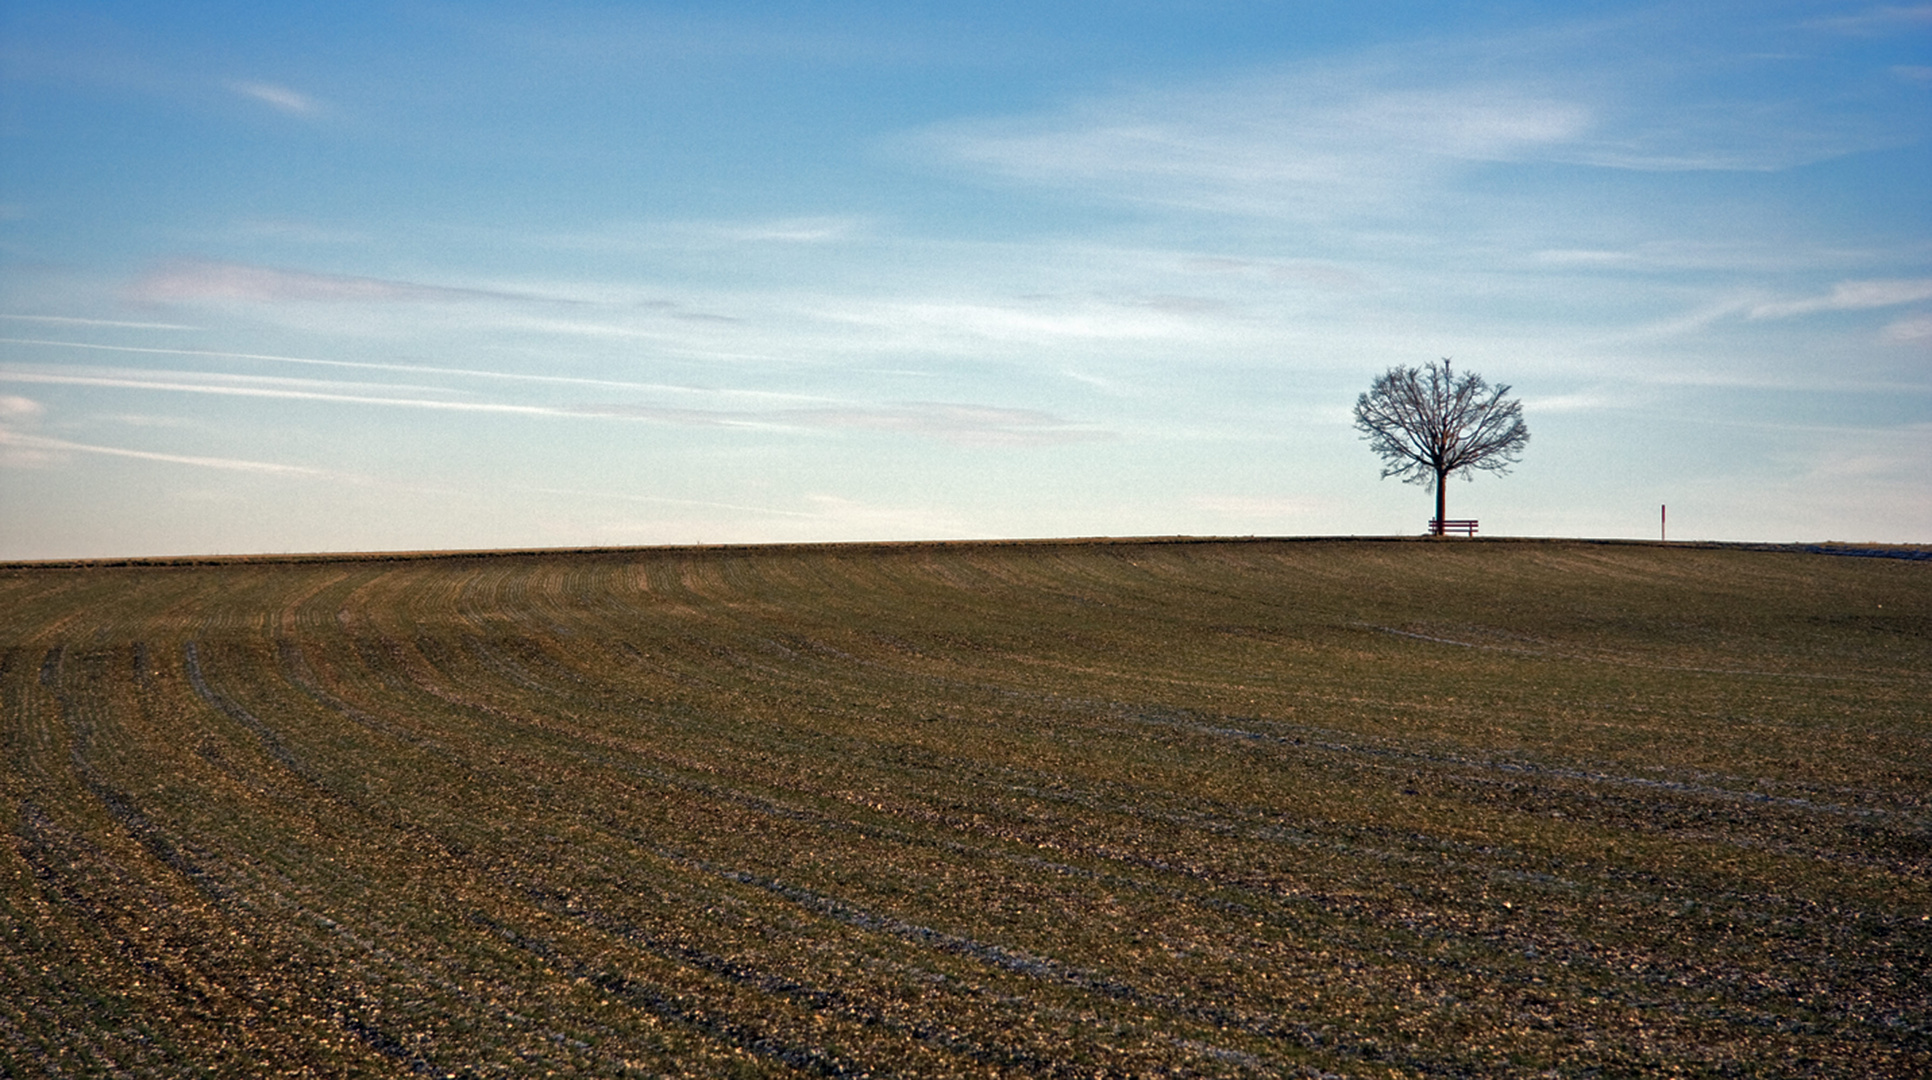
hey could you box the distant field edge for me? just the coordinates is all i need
[3,534,1928,571]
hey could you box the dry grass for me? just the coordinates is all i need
[3,537,1928,1077]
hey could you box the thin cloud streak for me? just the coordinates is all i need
[868,301,1199,342]
[924,15,1924,223]
[0,367,1106,444]
[1806,4,1932,34]
[1750,278,1932,319]
[0,395,45,422]
[1884,315,1932,342]
[0,429,335,476]
[126,259,570,305]
[582,401,1109,445]
[710,216,866,243]
[0,369,573,417]
[4,361,470,397]
[781,402,1110,446]
[225,81,322,116]
[1,314,198,330]
[922,78,1587,218]
[0,338,831,403]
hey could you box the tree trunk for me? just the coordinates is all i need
[1434,469,1447,536]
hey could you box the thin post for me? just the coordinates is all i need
[1662,504,1667,542]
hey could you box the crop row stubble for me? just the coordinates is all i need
[2,538,1928,1076]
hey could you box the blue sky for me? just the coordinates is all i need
[2,1,1928,558]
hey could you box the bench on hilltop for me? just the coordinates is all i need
[1428,519,1478,537]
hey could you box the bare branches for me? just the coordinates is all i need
[1353,358,1528,490]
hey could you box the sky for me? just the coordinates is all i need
[1,1,1928,558]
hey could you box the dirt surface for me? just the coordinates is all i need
[4,537,1928,1076]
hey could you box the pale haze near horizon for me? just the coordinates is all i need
[1,1,1927,559]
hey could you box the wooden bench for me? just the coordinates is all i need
[1428,519,1478,537]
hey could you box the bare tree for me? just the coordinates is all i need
[1353,359,1528,534]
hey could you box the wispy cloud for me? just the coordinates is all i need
[0,395,54,467]
[125,259,561,305]
[924,72,1589,218]
[1599,296,1761,344]
[0,428,336,476]
[922,13,1922,222]
[1750,278,1932,319]
[1524,241,1816,274]
[0,395,45,423]
[822,297,1209,348]
[583,400,1107,445]
[0,367,569,416]
[0,364,1104,445]
[1184,257,1373,290]
[0,388,324,473]
[1806,4,1932,35]
[1,313,197,330]
[782,402,1108,446]
[1883,314,1932,342]
[502,216,869,257]
[711,216,865,243]
[1531,249,1638,268]
[0,337,827,403]
[226,80,323,116]
[1520,390,1619,413]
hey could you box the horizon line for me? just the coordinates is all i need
[5,534,1927,571]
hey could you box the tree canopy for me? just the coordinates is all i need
[1353,359,1528,530]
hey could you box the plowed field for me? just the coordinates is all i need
[3,538,1928,1077]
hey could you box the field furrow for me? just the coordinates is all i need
[4,538,1928,1076]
